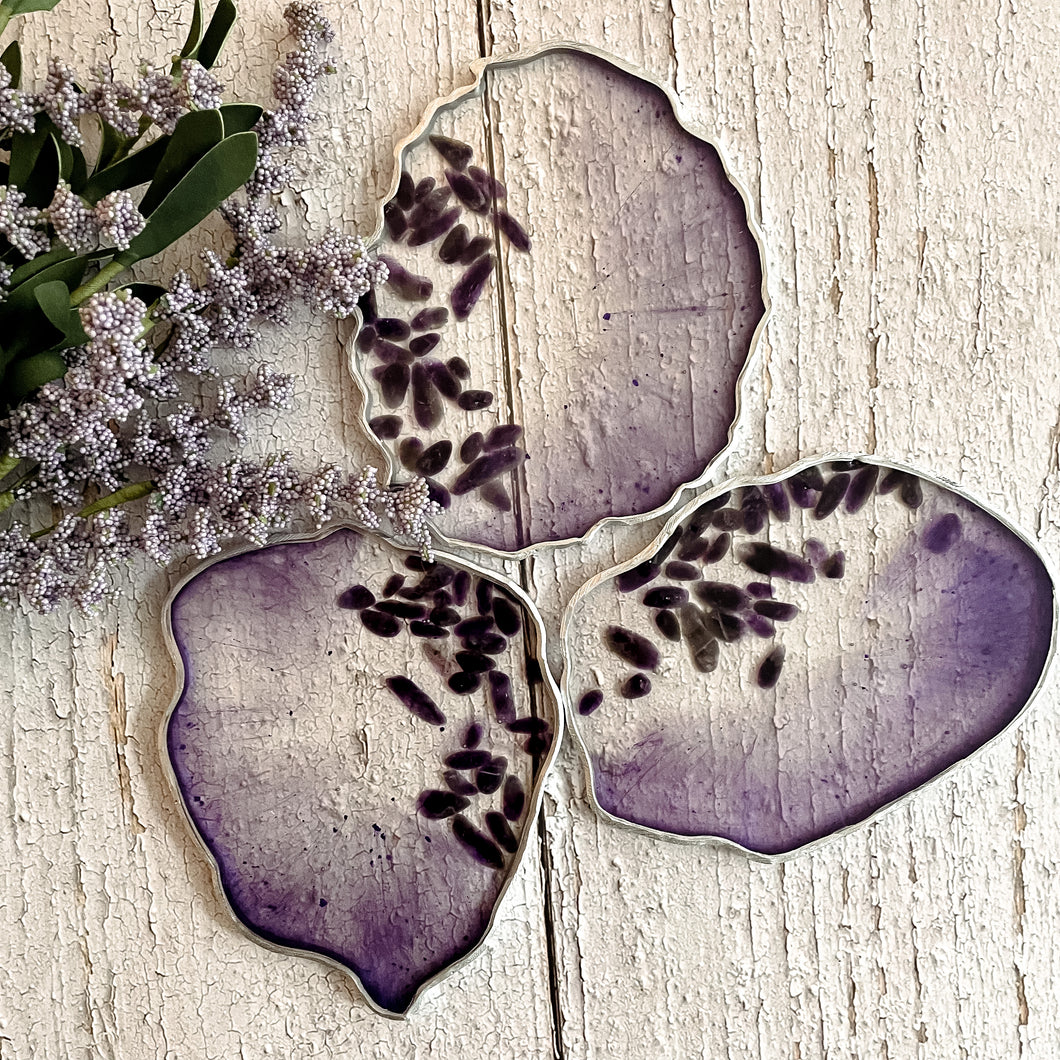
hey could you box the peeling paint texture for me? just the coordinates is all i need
[4,0,1060,1056]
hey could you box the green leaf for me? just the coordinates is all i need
[0,0,63,14]
[219,103,262,135]
[53,131,73,178]
[67,142,87,191]
[20,133,60,208]
[4,350,67,405]
[8,118,48,188]
[8,243,75,288]
[118,282,167,309]
[138,108,224,216]
[194,0,236,70]
[78,479,156,519]
[80,135,169,204]
[94,118,129,173]
[1,41,22,86]
[0,256,88,349]
[34,279,88,345]
[117,131,257,266]
[179,0,205,58]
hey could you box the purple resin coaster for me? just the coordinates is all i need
[353,45,766,554]
[563,458,1056,856]
[163,528,562,1016]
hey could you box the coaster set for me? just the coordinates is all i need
[161,46,1056,1017]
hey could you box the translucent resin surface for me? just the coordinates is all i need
[356,46,765,553]
[564,460,1055,855]
[165,528,561,1015]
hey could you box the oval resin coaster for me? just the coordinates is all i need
[354,44,766,554]
[163,528,562,1016]
[562,458,1055,856]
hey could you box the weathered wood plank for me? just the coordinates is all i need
[5,0,1060,1055]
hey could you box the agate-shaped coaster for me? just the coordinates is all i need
[161,527,563,1017]
[562,457,1056,856]
[350,43,767,556]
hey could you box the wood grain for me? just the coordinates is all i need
[4,0,1060,1055]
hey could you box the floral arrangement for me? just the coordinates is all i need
[0,0,440,612]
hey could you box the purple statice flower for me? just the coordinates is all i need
[0,64,36,134]
[39,58,83,145]
[180,59,223,112]
[198,252,260,348]
[9,510,133,614]
[94,190,145,251]
[81,73,142,137]
[0,1,405,614]
[290,231,389,319]
[213,365,294,442]
[47,182,100,253]
[383,477,443,561]
[4,292,153,505]
[135,67,185,134]
[0,187,48,259]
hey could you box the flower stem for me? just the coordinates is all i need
[29,479,156,539]
[70,260,128,306]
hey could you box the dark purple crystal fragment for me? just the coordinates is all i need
[396,170,415,209]
[385,675,446,725]
[485,811,519,853]
[577,689,604,716]
[603,625,660,671]
[418,789,470,819]
[429,134,474,170]
[755,646,785,690]
[451,447,523,495]
[447,169,488,212]
[621,673,652,699]
[458,235,492,265]
[438,222,470,264]
[502,776,526,820]
[450,254,495,321]
[487,670,516,725]
[451,815,505,869]
[368,414,402,440]
[475,756,507,794]
[377,255,433,301]
[925,513,962,554]
[411,305,449,331]
[411,362,443,429]
[416,440,453,477]
[338,584,375,610]
[495,209,531,251]
[360,608,401,637]
[468,165,506,200]
[456,389,493,411]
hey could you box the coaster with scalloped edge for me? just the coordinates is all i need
[163,526,562,1016]
[562,457,1056,856]
[352,44,767,556]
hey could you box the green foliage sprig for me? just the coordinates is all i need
[0,0,258,411]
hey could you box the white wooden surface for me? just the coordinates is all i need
[4,0,1060,1056]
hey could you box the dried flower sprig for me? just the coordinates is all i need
[0,1,439,613]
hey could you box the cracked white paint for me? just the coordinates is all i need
[4,0,1060,1056]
